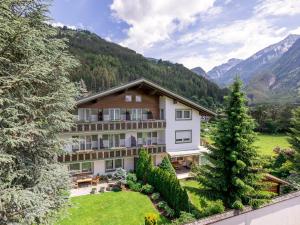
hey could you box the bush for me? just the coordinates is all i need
[151,192,160,201]
[157,201,167,209]
[141,184,154,194]
[202,200,225,217]
[159,156,176,176]
[144,213,158,225]
[127,180,142,192]
[164,205,175,218]
[113,168,127,184]
[136,149,153,183]
[171,211,195,225]
[127,172,137,183]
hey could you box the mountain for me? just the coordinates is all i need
[246,37,300,103]
[57,27,227,109]
[215,34,300,87]
[191,66,210,79]
[207,58,242,81]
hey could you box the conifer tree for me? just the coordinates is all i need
[136,149,152,183]
[159,156,176,176]
[288,107,300,172]
[196,78,271,209]
[0,0,78,223]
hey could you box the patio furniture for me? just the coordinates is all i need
[76,177,93,186]
[99,186,105,193]
[91,176,99,186]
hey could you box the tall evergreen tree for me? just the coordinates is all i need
[196,78,271,209]
[136,149,152,183]
[288,107,300,172]
[0,0,78,223]
[159,156,176,176]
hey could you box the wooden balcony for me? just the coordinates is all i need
[68,120,166,133]
[57,144,166,163]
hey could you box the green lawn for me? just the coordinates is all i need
[255,133,290,155]
[58,191,168,225]
[204,133,290,156]
[180,179,224,217]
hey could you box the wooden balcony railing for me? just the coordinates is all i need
[67,120,166,133]
[57,144,166,163]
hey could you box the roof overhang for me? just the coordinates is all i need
[168,147,208,157]
[76,78,216,117]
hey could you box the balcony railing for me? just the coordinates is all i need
[67,120,166,133]
[57,144,166,163]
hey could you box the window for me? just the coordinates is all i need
[135,95,142,102]
[125,95,132,102]
[115,158,123,168]
[69,162,93,174]
[160,109,165,120]
[82,162,93,173]
[102,134,125,148]
[175,109,192,120]
[105,159,123,172]
[69,163,80,172]
[175,130,192,144]
[105,160,114,172]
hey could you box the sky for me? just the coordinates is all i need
[49,0,300,71]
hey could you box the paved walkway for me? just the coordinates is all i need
[70,183,108,197]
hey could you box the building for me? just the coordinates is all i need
[58,78,216,175]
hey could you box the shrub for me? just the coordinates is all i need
[136,149,153,183]
[128,180,142,192]
[127,172,137,183]
[202,200,225,217]
[141,184,154,194]
[151,192,160,201]
[112,186,121,192]
[164,205,175,218]
[144,213,158,225]
[113,168,127,184]
[159,156,176,176]
[157,201,167,209]
[171,211,195,225]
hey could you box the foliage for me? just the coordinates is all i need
[270,147,295,178]
[141,184,154,194]
[148,167,189,217]
[250,104,295,134]
[171,211,195,225]
[151,193,160,201]
[57,28,228,110]
[159,156,176,176]
[58,192,169,225]
[288,107,300,173]
[113,168,127,184]
[196,78,271,210]
[157,201,167,209]
[127,180,142,192]
[0,0,78,224]
[136,149,153,183]
[164,205,175,218]
[144,213,158,225]
[126,172,137,183]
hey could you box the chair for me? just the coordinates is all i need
[91,176,99,186]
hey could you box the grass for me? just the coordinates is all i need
[204,133,290,156]
[180,179,224,217]
[254,133,290,156]
[58,191,168,225]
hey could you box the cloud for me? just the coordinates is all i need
[255,0,300,17]
[48,21,77,30]
[110,0,217,53]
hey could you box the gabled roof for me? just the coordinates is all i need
[77,78,216,116]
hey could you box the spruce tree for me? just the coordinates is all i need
[0,0,78,223]
[136,149,152,183]
[159,156,176,176]
[288,107,300,172]
[196,78,271,209]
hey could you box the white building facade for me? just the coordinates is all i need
[58,79,215,175]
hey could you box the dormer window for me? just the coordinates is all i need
[125,95,132,102]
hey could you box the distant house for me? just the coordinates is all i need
[58,78,215,175]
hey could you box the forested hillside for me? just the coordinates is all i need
[58,27,227,109]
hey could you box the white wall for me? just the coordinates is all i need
[93,160,105,175]
[161,96,201,152]
[124,157,134,171]
[206,194,300,225]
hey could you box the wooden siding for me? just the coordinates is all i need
[79,88,160,119]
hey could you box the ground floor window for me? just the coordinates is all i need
[69,162,93,174]
[175,130,192,144]
[105,158,124,172]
